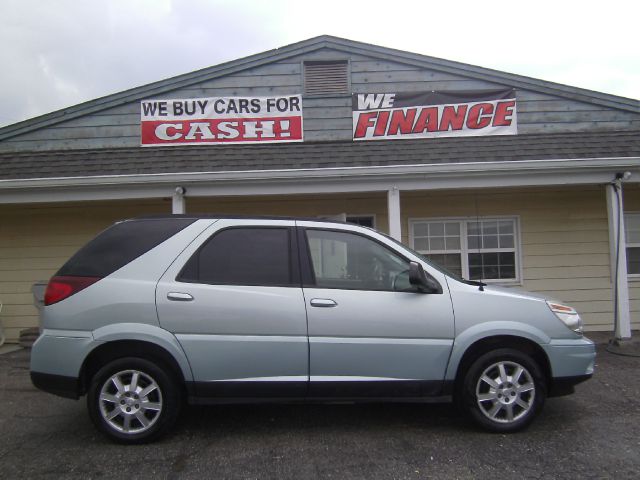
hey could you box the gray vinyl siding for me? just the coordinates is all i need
[1,49,638,151]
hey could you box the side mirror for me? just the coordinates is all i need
[409,261,443,294]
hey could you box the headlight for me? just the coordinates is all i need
[546,301,583,335]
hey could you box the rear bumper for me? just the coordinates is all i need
[30,372,80,400]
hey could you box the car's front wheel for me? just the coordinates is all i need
[87,357,181,443]
[461,348,546,432]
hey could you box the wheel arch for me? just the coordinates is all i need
[79,340,189,397]
[451,335,552,396]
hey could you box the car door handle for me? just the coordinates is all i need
[167,292,194,301]
[310,298,337,308]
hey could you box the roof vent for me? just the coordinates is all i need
[304,61,349,95]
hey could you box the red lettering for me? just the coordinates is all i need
[466,103,494,129]
[354,112,378,138]
[412,107,439,133]
[388,108,417,135]
[493,100,515,126]
[374,111,390,136]
[439,104,468,131]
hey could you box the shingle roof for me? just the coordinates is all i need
[1,131,639,181]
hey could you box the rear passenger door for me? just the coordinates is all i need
[156,219,308,399]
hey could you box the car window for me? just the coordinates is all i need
[179,227,292,286]
[57,218,196,278]
[305,229,413,291]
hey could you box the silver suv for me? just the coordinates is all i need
[30,216,595,443]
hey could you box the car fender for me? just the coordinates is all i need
[91,323,194,382]
[444,321,551,381]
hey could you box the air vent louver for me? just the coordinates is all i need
[304,61,349,95]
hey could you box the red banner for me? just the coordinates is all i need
[352,89,517,141]
[140,96,303,146]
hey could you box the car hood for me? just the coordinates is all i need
[478,283,558,303]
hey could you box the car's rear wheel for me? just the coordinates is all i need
[87,357,181,443]
[461,348,546,432]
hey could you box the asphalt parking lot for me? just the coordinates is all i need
[0,333,638,480]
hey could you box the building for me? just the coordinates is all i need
[0,36,639,343]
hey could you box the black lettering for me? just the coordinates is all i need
[142,102,158,116]
[197,100,208,115]
[227,99,238,114]
[276,98,288,112]
[158,103,168,116]
[289,96,300,112]
[250,99,261,113]
[173,101,184,116]
[184,101,196,115]
[238,99,249,114]
[267,98,276,112]
[214,99,226,114]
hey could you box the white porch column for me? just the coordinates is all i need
[172,186,186,214]
[606,182,632,339]
[387,186,402,242]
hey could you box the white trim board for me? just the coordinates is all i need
[1,157,639,204]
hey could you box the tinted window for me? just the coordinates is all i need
[179,228,292,286]
[305,229,411,291]
[57,218,196,277]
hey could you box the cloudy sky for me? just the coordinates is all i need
[1,0,638,127]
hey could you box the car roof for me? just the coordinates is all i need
[129,214,353,226]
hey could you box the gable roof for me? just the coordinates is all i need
[0,35,638,142]
[1,131,638,181]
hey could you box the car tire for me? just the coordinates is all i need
[87,357,181,444]
[461,348,546,432]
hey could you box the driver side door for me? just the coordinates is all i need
[299,224,455,398]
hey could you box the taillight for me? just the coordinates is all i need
[44,276,101,305]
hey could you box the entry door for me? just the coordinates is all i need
[156,220,308,398]
[300,226,455,397]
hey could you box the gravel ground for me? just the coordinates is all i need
[0,332,638,480]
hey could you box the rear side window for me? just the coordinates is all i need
[178,227,293,286]
[57,218,196,277]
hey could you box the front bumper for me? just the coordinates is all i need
[542,336,596,397]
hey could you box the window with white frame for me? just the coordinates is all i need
[410,217,519,282]
[625,213,640,275]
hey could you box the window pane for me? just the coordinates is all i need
[414,238,428,251]
[467,235,480,249]
[413,223,428,237]
[426,253,462,277]
[499,234,514,248]
[445,236,460,250]
[468,252,516,280]
[498,220,514,234]
[187,228,291,286]
[482,235,498,249]
[467,222,481,235]
[445,223,460,235]
[306,230,410,291]
[482,221,498,235]
[626,215,640,244]
[429,223,445,236]
[627,247,640,274]
[429,237,445,251]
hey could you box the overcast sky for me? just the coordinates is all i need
[1,0,638,127]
